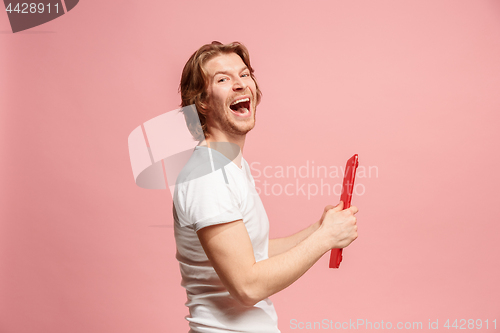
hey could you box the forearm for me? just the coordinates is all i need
[243,227,330,305]
[268,220,320,257]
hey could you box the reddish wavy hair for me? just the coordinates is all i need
[179,41,262,140]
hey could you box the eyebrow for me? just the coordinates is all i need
[213,66,249,77]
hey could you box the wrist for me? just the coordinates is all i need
[311,220,321,232]
[308,226,332,255]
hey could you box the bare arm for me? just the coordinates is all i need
[268,205,336,257]
[268,221,319,257]
[197,201,358,306]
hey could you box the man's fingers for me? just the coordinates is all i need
[349,205,359,215]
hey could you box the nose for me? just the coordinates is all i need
[232,76,247,91]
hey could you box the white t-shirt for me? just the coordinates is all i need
[173,146,280,333]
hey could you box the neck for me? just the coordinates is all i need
[201,129,245,169]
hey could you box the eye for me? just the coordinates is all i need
[241,73,250,78]
[218,77,227,83]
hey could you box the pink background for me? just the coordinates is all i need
[1,1,499,332]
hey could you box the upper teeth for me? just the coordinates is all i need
[231,98,250,105]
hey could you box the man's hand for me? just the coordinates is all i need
[318,201,359,249]
[318,203,336,227]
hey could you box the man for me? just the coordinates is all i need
[173,41,358,333]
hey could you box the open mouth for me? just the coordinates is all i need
[229,97,251,116]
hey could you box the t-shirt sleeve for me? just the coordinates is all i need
[175,167,243,232]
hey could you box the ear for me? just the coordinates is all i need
[198,99,211,116]
[196,91,207,110]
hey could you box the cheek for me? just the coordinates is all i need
[207,93,222,109]
[250,82,258,104]
[249,80,258,94]
[210,87,229,105]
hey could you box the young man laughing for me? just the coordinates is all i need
[173,41,359,333]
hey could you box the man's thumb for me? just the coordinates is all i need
[333,201,344,212]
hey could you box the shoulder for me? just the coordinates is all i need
[173,147,243,221]
[176,146,235,185]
